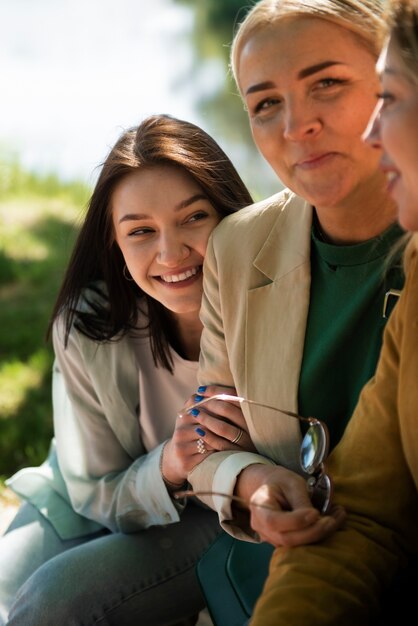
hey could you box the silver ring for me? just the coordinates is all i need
[197,438,207,454]
[231,428,244,445]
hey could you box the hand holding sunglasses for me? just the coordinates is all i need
[178,393,332,515]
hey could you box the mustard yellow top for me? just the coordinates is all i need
[251,237,418,626]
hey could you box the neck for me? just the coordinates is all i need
[315,175,398,245]
[170,312,203,362]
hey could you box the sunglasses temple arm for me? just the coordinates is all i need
[180,395,314,425]
[239,398,314,425]
[174,489,278,512]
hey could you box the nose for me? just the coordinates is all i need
[363,101,382,149]
[157,231,190,267]
[283,101,322,142]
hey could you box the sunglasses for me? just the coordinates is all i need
[177,393,332,514]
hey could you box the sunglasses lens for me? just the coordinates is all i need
[300,423,328,474]
[308,472,332,514]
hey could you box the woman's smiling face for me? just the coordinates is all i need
[112,164,221,319]
[365,38,418,231]
[238,17,382,212]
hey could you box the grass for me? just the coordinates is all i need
[0,158,90,501]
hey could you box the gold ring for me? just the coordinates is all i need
[197,438,207,454]
[232,429,243,445]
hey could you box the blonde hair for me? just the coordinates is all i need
[231,0,386,88]
[388,0,418,84]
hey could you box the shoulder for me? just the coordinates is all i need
[403,233,418,273]
[211,189,305,245]
[208,189,310,265]
[53,282,145,364]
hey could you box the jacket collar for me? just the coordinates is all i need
[244,194,313,471]
[254,193,312,281]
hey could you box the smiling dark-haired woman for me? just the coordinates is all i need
[0,114,255,626]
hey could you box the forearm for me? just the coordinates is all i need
[251,524,406,626]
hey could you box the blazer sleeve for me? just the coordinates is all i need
[52,321,183,533]
[250,254,418,626]
[189,231,277,540]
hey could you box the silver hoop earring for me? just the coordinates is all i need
[123,264,134,282]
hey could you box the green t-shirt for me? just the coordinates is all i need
[298,222,405,451]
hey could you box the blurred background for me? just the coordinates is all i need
[0,0,281,515]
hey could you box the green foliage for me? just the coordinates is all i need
[0,158,90,207]
[0,160,88,476]
[172,1,279,200]
[176,0,252,40]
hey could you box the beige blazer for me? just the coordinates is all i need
[189,189,313,538]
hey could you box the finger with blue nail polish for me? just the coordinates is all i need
[195,427,206,437]
[194,395,204,402]
[197,386,206,393]
[190,408,200,417]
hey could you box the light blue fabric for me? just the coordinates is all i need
[6,443,102,539]
[0,502,220,626]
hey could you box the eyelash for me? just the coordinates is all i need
[376,91,396,112]
[127,211,209,237]
[252,78,346,116]
[376,91,394,102]
[316,77,345,89]
[253,97,279,114]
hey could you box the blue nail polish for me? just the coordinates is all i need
[190,408,200,417]
[197,386,207,393]
[195,427,206,437]
[194,395,204,402]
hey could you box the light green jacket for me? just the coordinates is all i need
[7,312,190,538]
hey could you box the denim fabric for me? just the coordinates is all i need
[0,502,220,626]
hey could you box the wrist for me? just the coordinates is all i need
[235,462,277,502]
[160,441,187,492]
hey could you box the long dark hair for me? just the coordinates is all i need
[48,114,253,371]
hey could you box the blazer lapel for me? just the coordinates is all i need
[244,195,312,471]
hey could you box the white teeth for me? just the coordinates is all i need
[386,171,398,183]
[161,267,199,283]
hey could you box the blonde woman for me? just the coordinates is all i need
[190,0,403,548]
[249,0,418,623]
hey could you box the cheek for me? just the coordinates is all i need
[380,117,402,163]
[251,124,276,155]
[196,222,222,256]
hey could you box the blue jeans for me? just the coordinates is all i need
[0,502,220,625]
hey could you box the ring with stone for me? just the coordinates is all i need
[197,437,207,454]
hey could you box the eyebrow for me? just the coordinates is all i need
[118,193,208,224]
[245,61,344,96]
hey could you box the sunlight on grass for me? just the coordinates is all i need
[0,157,90,476]
[0,350,49,419]
[0,199,84,262]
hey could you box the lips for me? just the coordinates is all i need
[384,169,401,194]
[379,157,401,195]
[158,265,202,284]
[294,152,337,170]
